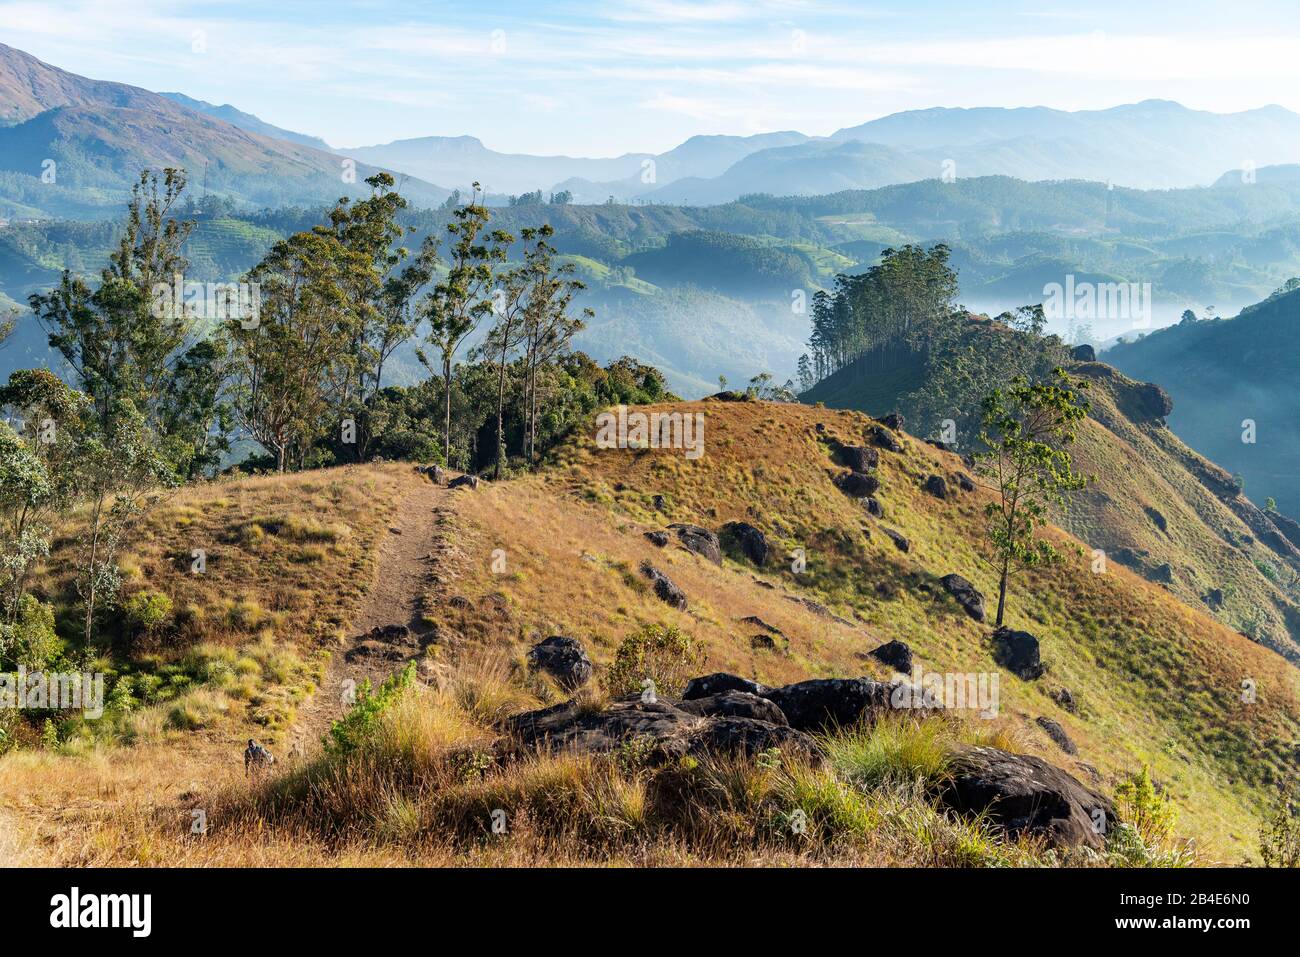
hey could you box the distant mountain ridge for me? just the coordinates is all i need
[0,43,450,218]
[158,92,333,151]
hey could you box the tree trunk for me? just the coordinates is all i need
[995,558,1010,628]
[442,355,453,468]
[494,350,508,480]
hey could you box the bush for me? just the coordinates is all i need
[123,590,173,636]
[327,662,416,756]
[1260,782,1300,868]
[0,594,59,669]
[603,623,705,699]
[1114,766,1178,848]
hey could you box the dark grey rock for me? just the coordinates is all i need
[678,691,788,725]
[527,635,593,691]
[682,673,768,700]
[669,523,722,565]
[837,471,881,498]
[641,561,687,610]
[882,526,910,552]
[923,474,949,499]
[940,573,986,622]
[1036,716,1078,755]
[762,677,895,732]
[868,639,913,672]
[720,521,769,567]
[941,745,1114,849]
[992,626,1044,680]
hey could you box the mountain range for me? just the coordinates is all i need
[0,42,450,219]
[6,43,1300,221]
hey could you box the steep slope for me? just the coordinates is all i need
[158,93,332,151]
[1105,286,1300,521]
[0,44,450,217]
[804,332,1300,661]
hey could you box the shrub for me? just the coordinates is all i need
[326,662,416,756]
[0,594,60,669]
[1260,782,1300,868]
[123,590,173,636]
[1114,766,1178,848]
[602,623,705,699]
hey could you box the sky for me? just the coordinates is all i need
[4,0,1300,156]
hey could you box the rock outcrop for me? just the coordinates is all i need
[940,573,986,622]
[991,626,1044,680]
[641,561,687,610]
[941,746,1114,849]
[720,521,769,567]
[669,523,722,565]
[527,635,594,691]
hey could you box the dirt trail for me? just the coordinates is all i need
[288,477,448,757]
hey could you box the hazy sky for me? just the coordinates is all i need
[5,0,1300,155]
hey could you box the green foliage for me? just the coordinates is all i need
[1114,765,1179,849]
[975,368,1090,626]
[0,593,59,670]
[122,590,173,636]
[602,623,705,699]
[326,662,416,756]
[1259,782,1300,867]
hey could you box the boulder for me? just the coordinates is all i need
[640,561,687,610]
[784,594,854,626]
[1036,716,1078,755]
[720,521,769,567]
[879,412,905,432]
[448,474,480,490]
[837,471,881,498]
[762,677,895,732]
[1144,506,1168,534]
[652,494,667,512]
[738,615,783,637]
[506,698,700,760]
[941,745,1115,849]
[750,633,777,651]
[923,474,949,499]
[1049,687,1079,714]
[940,573,986,622]
[1071,343,1096,362]
[682,673,768,700]
[669,523,722,565]
[864,497,885,519]
[871,425,904,453]
[957,473,976,493]
[685,717,821,763]
[677,691,788,725]
[867,639,913,673]
[644,530,669,547]
[418,464,445,485]
[837,445,879,473]
[881,527,910,552]
[991,626,1044,680]
[1203,588,1224,610]
[526,635,593,691]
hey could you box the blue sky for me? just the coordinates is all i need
[4,0,1300,155]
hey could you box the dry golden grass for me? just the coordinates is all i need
[3,402,1295,866]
